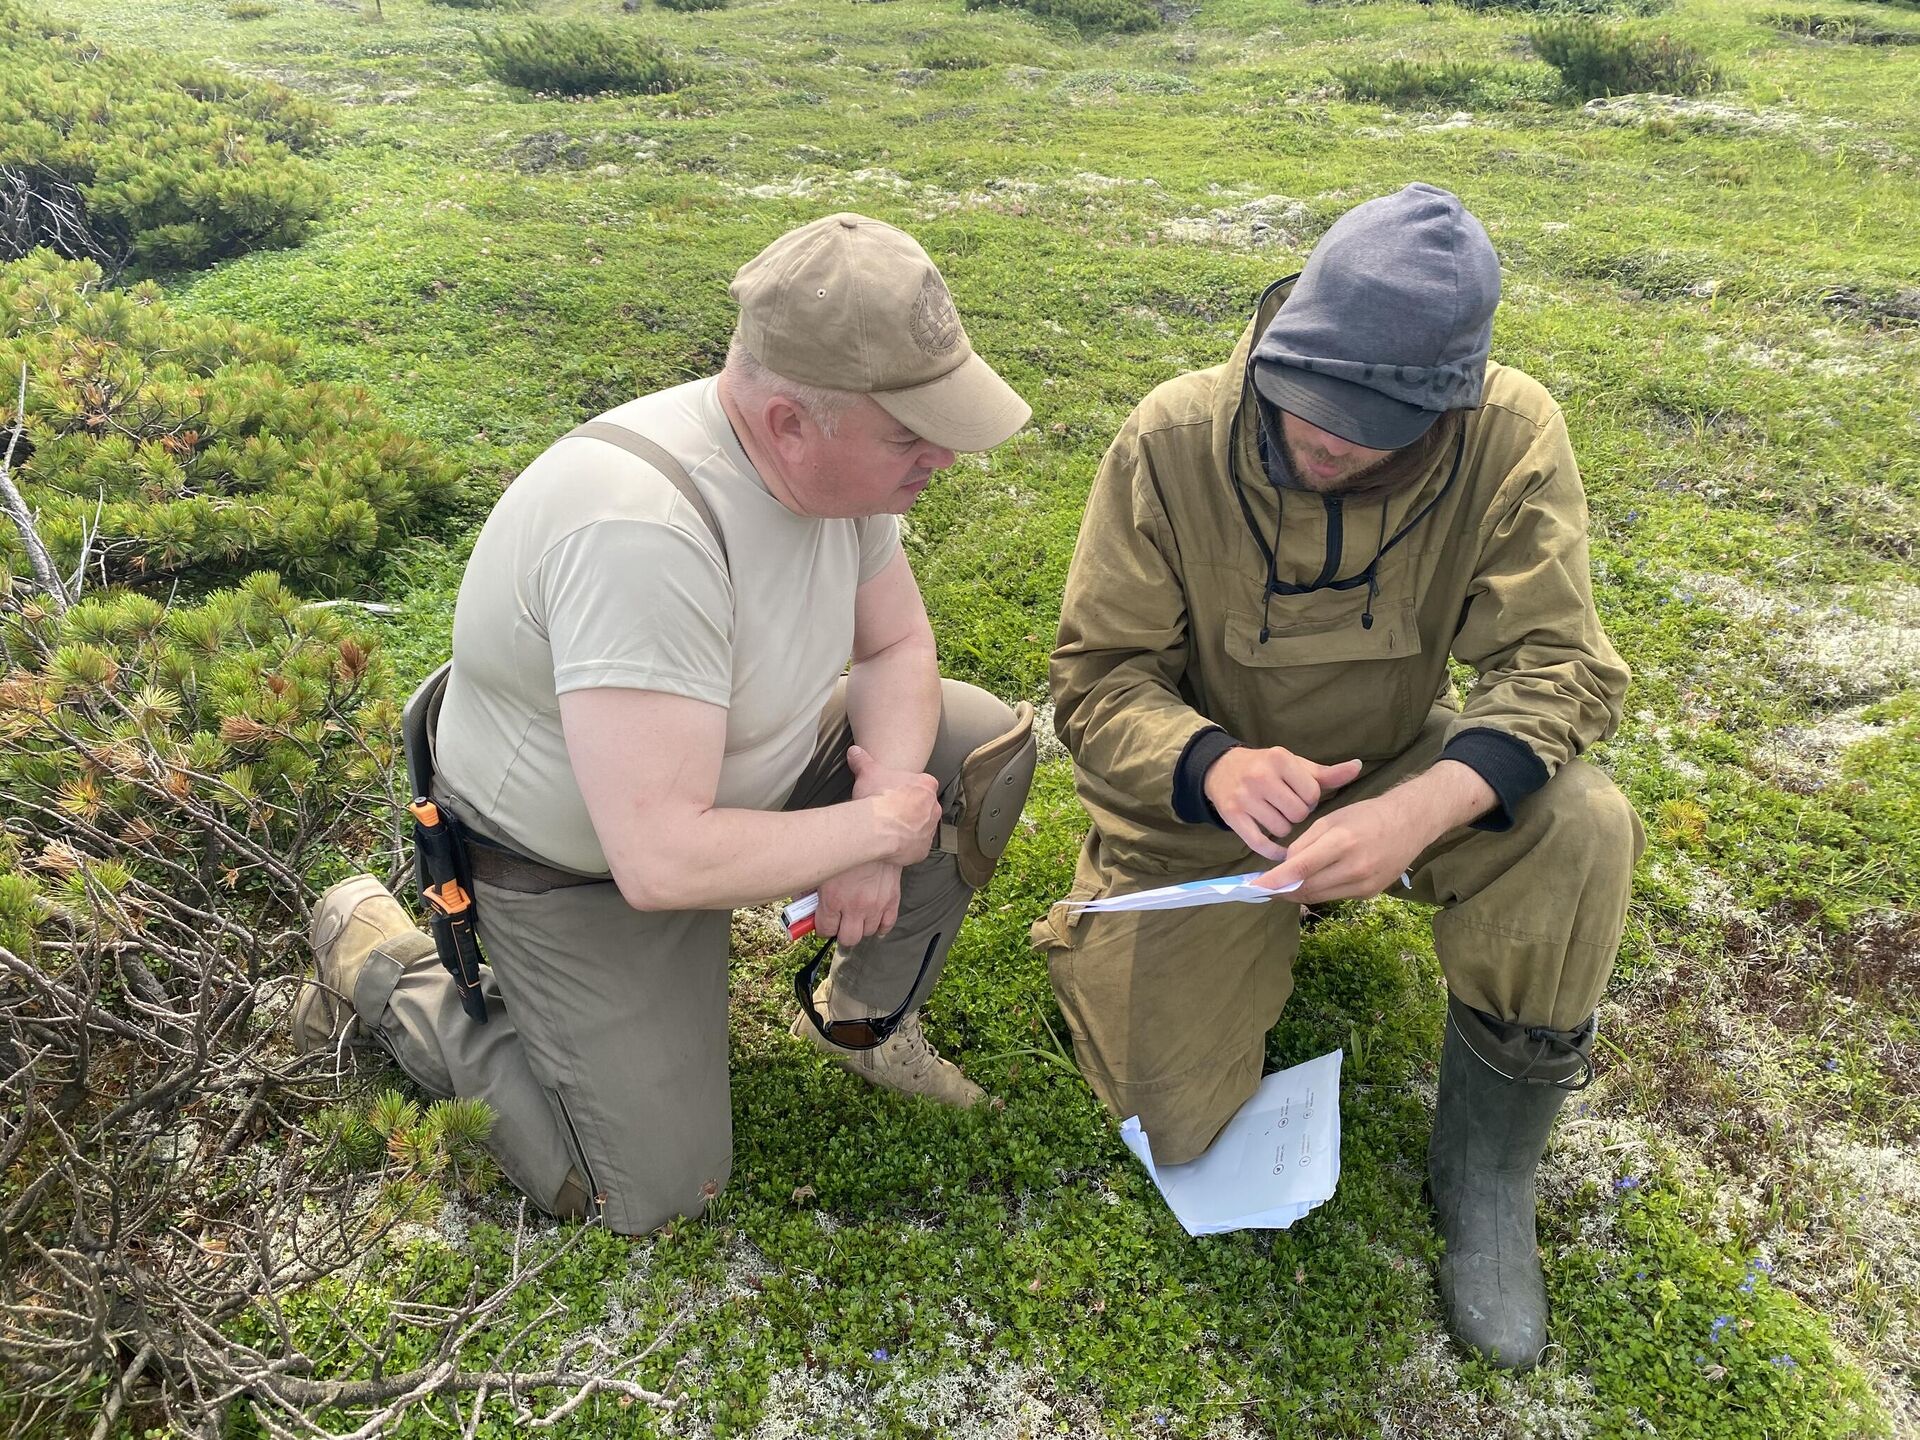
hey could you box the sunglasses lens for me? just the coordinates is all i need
[827,1019,885,1050]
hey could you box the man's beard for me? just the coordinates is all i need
[1281,432,1401,496]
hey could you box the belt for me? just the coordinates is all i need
[429,786,610,895]
[463,837,610,894]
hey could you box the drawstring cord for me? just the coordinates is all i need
[1359,504,1388,631]
[1514,1025,1598,1090]
[1239,409,1467,644]
[1258,495,1282,644]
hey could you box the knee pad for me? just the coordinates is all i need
[944,700,1036,890]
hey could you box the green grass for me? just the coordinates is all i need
[45,0,1920,1432]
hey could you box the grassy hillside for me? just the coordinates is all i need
[40,0,1920,1432]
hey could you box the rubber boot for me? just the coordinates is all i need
[1428,996,1594,1371]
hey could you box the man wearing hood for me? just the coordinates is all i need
[1035,184,1643,1368]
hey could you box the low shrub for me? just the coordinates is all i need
[656,0,729,11]
[423,0,528,10]
[1531,18,1720,96]
[0,253,457,592]
[0,575,398,905]
[915,36,995,69]
[1332,58,1493,103]
[965,0,1159,36]
[0,571,432,1434]
[1761,9,1920,40]
[477,20,687,95]
[226,0,274,16]
[1452,0,1670,14]
[0,0,329,273]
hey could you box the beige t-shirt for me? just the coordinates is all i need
[434,377,900,874]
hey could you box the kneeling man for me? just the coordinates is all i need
[1036,184,1642,1368]
[297,214,1037,1237]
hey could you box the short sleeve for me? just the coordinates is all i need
[855,513,901,584]
[533,517,733,705]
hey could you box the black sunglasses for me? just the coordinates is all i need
[792,932,940,1051]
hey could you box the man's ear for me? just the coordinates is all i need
[763,394,809,457]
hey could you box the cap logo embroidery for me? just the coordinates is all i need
[908,273,962,358]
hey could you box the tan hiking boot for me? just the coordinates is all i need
[294,875,419,1056]
[790,976,985,1109]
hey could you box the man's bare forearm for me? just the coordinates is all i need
[844,633,941,776]
[1393,759,1499,847]
[619,796,898,912]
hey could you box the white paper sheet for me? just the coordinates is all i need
[1120,1049,1342,1236]
[1063,871,1299,913]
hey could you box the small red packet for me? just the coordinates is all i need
[781,893,818,940]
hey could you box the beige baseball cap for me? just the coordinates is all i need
[729,213,1031,453]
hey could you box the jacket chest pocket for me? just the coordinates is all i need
[1218,594,1429,760]
[1224,588,1423,666]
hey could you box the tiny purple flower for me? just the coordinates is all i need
[1710,1314,1734,1343]
[1614,1175,1641,1195]
[870,1347,890,1362]
[1824,1057,1842,1073]
[1772,1353,1798,1369]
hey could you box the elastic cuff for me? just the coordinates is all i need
[1441,728,1549,833]
[1173,727,1244,827]
[1448,995,1596,1088]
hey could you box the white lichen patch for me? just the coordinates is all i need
[1068,170,1163,192]
[1157,195,1314,251]
[1791,590,1920,702]
[717,1230,780,1304]
[1751,703,1890,788]
[1031,701,1069,766]
[1413,111,1476,133]
[1372,1330,1595,1439]
[1838,1146,1920,1430]
[1683,575,1920,703]
[746,1355,1104,1439]
[733,166,914,202]
[1538,1101,1665,1254]
[1582,94,1852,138]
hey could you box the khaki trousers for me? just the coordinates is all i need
[1034,710,1645,1165]
[352,678,1018,1235]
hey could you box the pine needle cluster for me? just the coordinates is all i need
[316,1090,502,1222]
[0,570,400,949]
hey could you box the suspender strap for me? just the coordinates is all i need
[562,420,730,567]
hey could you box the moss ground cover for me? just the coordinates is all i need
[33,0,1919,1431]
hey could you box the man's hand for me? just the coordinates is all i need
[1254,793,1427,904]
[1256,761,1496,903]
[818,745,938,945]
[1202,745,1364,860]
[851,744,941,868]
[816,859,902,947]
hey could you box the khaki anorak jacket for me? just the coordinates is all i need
[1052,279,1630,867]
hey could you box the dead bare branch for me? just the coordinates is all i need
[0,363,73,611]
